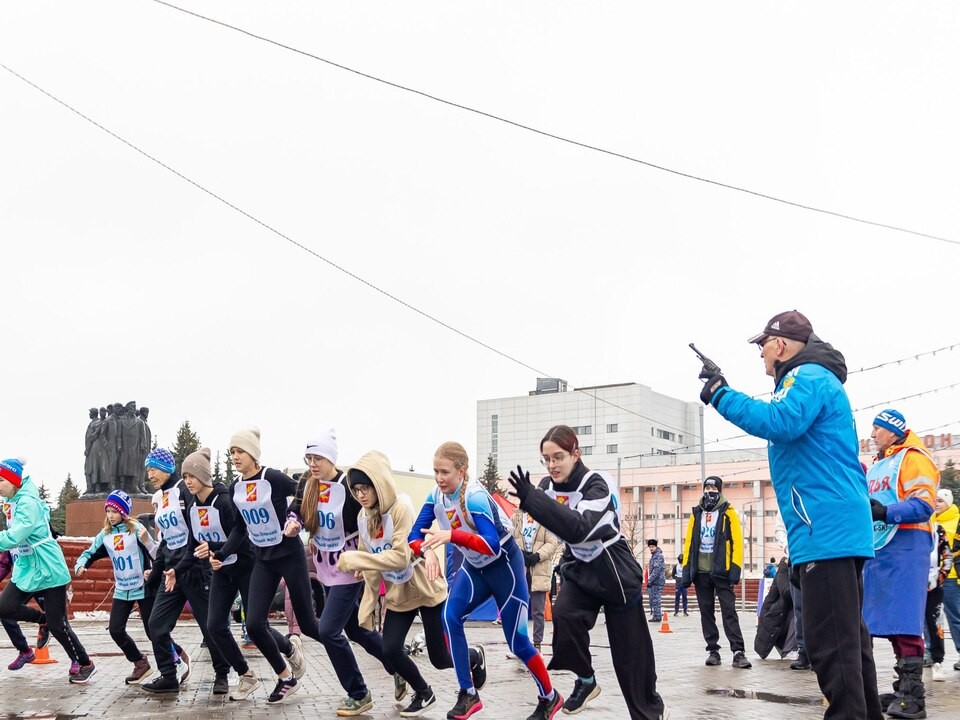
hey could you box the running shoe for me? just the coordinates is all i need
[400,686,437,717]
[286,634,306,679]
[177,648,191,685]
[8,650,35,670]
[562,678,600,715]
[470,644,487,691]
[447,689,482,720]
[36,623,50,649]
[125,658,153,684]
[141,675,180,694]
[69,662,97,685]
[268,677,299,704]
[213,674,230,695]
[527,691,564,720]
[229,673,261,701]
[394,672,409,701]
[337,690,374,716]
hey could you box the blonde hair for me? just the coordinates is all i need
[435,441,475,531]
[104,515,138,535]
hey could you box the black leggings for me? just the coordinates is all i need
[246,550,321,674]
[0,581,89,665]
[208,560,288,675]
[110,595,154,662]
[382,603,452,693]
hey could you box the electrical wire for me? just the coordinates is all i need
[147,0,960,248]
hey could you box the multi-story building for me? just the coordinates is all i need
[476,378,701,476]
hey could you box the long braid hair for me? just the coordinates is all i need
[436,441,476,531]
[300,472,321,535]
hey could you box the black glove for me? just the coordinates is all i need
[507,465,533,503]
[700,374,728,405]
[524,552,540,567]
[870,498,888,523]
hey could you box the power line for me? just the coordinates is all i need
[0,61,705,444]
[852,382,960,414]
[848,342,960,375]
[148,0,960,248]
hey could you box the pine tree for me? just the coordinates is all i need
[224,452,236,484]
[171,420,201,472]
[480,454,501,496]
[37,481,52,509]
[212,450,224,485]
[941,459,959,492]
[50,473,81,533]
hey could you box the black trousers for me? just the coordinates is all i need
[924,586,944,664]
[110,595,154,662]
[246,551,320,675]
[0,592,45,653]
[148,566,230,679]
[0,581,89,665]
[382,603,452,693]
[798,557,884,720]
[549,580,665,720]
[208,559,288,675]
[692,572,744,653]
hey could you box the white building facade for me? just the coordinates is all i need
[476,379,701,477]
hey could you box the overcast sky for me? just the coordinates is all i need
[2,1,958,502]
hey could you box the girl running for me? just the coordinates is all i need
[413,442,562,720]
[215,426,313,704]
[0,457,95,684]
[74,489,157,684]
[507,425,667,720]
[336,450,452,717]
[177,447,285,700]
[284,430,399,717]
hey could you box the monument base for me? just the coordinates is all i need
[66,496,155,537]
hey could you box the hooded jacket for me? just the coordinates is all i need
[934,502,959,580]
[336,451,447,629]
[75,520,155,600]
[680,495,743,587]
[511,508,560,593]
[711,334,874,565]
[0,476,71,592]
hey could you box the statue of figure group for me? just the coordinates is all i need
[83,401,152,496]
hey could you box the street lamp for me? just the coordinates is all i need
[740,499,760,611]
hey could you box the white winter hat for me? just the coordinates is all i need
[305,428,338,465]
[938,489,954,506]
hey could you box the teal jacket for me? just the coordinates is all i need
[75,521,154,601]
[0,476,71,591]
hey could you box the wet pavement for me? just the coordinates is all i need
[1,610,956,719]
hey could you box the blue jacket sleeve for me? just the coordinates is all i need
[886,498,934,525]
[715,366,825,444]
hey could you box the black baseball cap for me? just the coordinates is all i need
[747,310,814,345]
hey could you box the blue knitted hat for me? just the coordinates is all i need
[873,409,907,438]
[105,489,132,518]
[144,447,176,474]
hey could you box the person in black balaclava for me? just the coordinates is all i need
[680,476,751,669]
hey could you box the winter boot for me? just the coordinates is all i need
[879,661,902,711]
[886,656,926,719]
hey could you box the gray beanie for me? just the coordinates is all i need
[182,447,213,487]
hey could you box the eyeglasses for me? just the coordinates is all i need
[759,336,778,348]
[352,485,373,496]
[303,455,325,466]
[540,452,570,467]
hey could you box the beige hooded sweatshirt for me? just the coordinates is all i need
[336,450,447,629]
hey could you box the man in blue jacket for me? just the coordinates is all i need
[697,311,882,720]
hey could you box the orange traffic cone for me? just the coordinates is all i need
[658,611,673,634]
[31,645,58,664]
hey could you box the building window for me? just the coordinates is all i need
[764,510,777,517]
[581,446,593,455]
[607,423,618,433]
[573,425,592,436]
[663,538,675,544]
[607,444,618,454]
[656,429,676,442]
[678,435,683,443]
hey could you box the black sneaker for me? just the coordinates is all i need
[705,651,721,666]
[213,674,229,695]
[527,691,563,720]
[790,650,811,670]
[401,687,437,718]
[36,623,50,650]
[562,678,600,715]
[732,651,752,669]
[69,662,96,685]
[141,675,180,694]
[268,677,299,704]
[447,689,482,720]
[469,644,487,691]
[177,648,191,685]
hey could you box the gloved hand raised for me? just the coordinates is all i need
[700,374,728,406]
[870,498,888,523]
[507,465,534,502]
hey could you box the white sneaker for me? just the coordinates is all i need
[931,662,945,682]
[230,673,261,701]
[286,635,306,679]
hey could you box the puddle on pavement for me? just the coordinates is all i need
[707,688,826,706]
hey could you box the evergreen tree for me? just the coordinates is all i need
[171,420,201,472]
[212,450,224,485]
[50,473,81,533]
[480,454,501,496]
[37,481,52,509]
[941,459,959,492]
[225,452,236,484]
